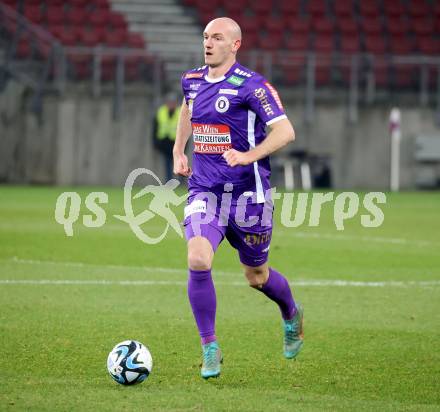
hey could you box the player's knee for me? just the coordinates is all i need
[245,267,268,288]
[187,250,212,271]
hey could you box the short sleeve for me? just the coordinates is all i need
[245,78,287,125]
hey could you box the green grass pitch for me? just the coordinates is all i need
[1,186,439,411]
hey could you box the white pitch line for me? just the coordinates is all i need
[0,279,439,287]
[283,231,437,248]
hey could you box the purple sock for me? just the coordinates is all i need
[258,267,297,320]
[188,269,217,344]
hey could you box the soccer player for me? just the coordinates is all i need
[173,17,303,379]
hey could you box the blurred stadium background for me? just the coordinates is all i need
[1,0,440,190]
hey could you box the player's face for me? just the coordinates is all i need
[203,26,235,67]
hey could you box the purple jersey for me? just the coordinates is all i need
[181,62,287,203]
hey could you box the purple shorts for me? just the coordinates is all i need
[183,191,274,267]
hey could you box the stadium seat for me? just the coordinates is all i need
[311,17,335,35]
[361,17,383,36]
[408,1,431,18]
[364,35,388,54]
[46,7,65,26]
[240,19,258,34]
[52,27,79,46]
[359,1,380,18]
[65,8,88,26]
[126,32,145,48]
[417,37,439,55]
[69,54,92,80]
[340,36,361,54]
[313,35,335,54]
[254,1,273,16]
[333,0,354,18]
[104,30,127,47]
[279,0,301,16]
[223,0,248,15]
[240,32,258,50]
[386,17,409,36]
[389,36,414,54]
[88,0,110,10]
[24,6,44,25]
[16,37,31,58]
[258,33,283,50]
[285,35,309,51]
[337,17,358,36]
[411,18,434,37]
[79,30,102,47]
[392,65,417,88]
[306,0,327,17]
[286,18,311,35]
[383,2,405,18]
[108,12,128,30]
[265,16,285,33]
[67,0,89,7]
[89,9,111,28]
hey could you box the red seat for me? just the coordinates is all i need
[108,12,127,30]
[386,17,409,36]
[279,0,301,15]
[333,0,353,18]
[16,37,31,58]
[359,2,380,18]
[241,19,258,34]
[306,0,327,17]
[383,2,405,18]
[286,18,311,35]
[126,32,145,48]
[337,17,358,35]
[88,9,110,27]
[68,0,88,7]
[411,18,434,37]
[240,32,257,50]
[371,57,390,87]
[313,35,334,53]
[104,30,126,47]
[258,33,283,50]
[340,36,361,54]
[312,17,335,35]
[46,7,65,26]
[265,17,285,33]
[66,8,87,26]
[224,0,248,15]
[69,54,92,79]
[89,0,110,10]
[389,36,414,54]
[285,35,309,51]
[253,1,273,15]
[54,28,79,46]
[79,30,101,46]
[408,1,431,18]
[24,6,44,24]
[361,17,383,36]
[364,35,388,54]
[417,37,439,55]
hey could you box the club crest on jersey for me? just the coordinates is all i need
[215,96,230,113]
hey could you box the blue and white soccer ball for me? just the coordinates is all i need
[107,340,153,385]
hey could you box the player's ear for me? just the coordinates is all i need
[232,39,241,52]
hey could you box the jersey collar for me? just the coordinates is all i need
[204,62,240,84]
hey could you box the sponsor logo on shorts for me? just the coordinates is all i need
[254,88,275,116]
[185,72,204,79]
[184,200,207,218]
[219,88,238,96]
[234,68,252,78]
[227,75,245,86]
[192,123,232,154]
[244,231,272,246]
[215,96,230,113]
[264,82,284,110]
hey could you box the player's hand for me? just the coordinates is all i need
[222,149,252,167]
[173,153,192,177]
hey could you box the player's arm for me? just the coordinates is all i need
[223,118,295,167]
[173,98,192,177]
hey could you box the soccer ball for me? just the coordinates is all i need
[107,340,153,385]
